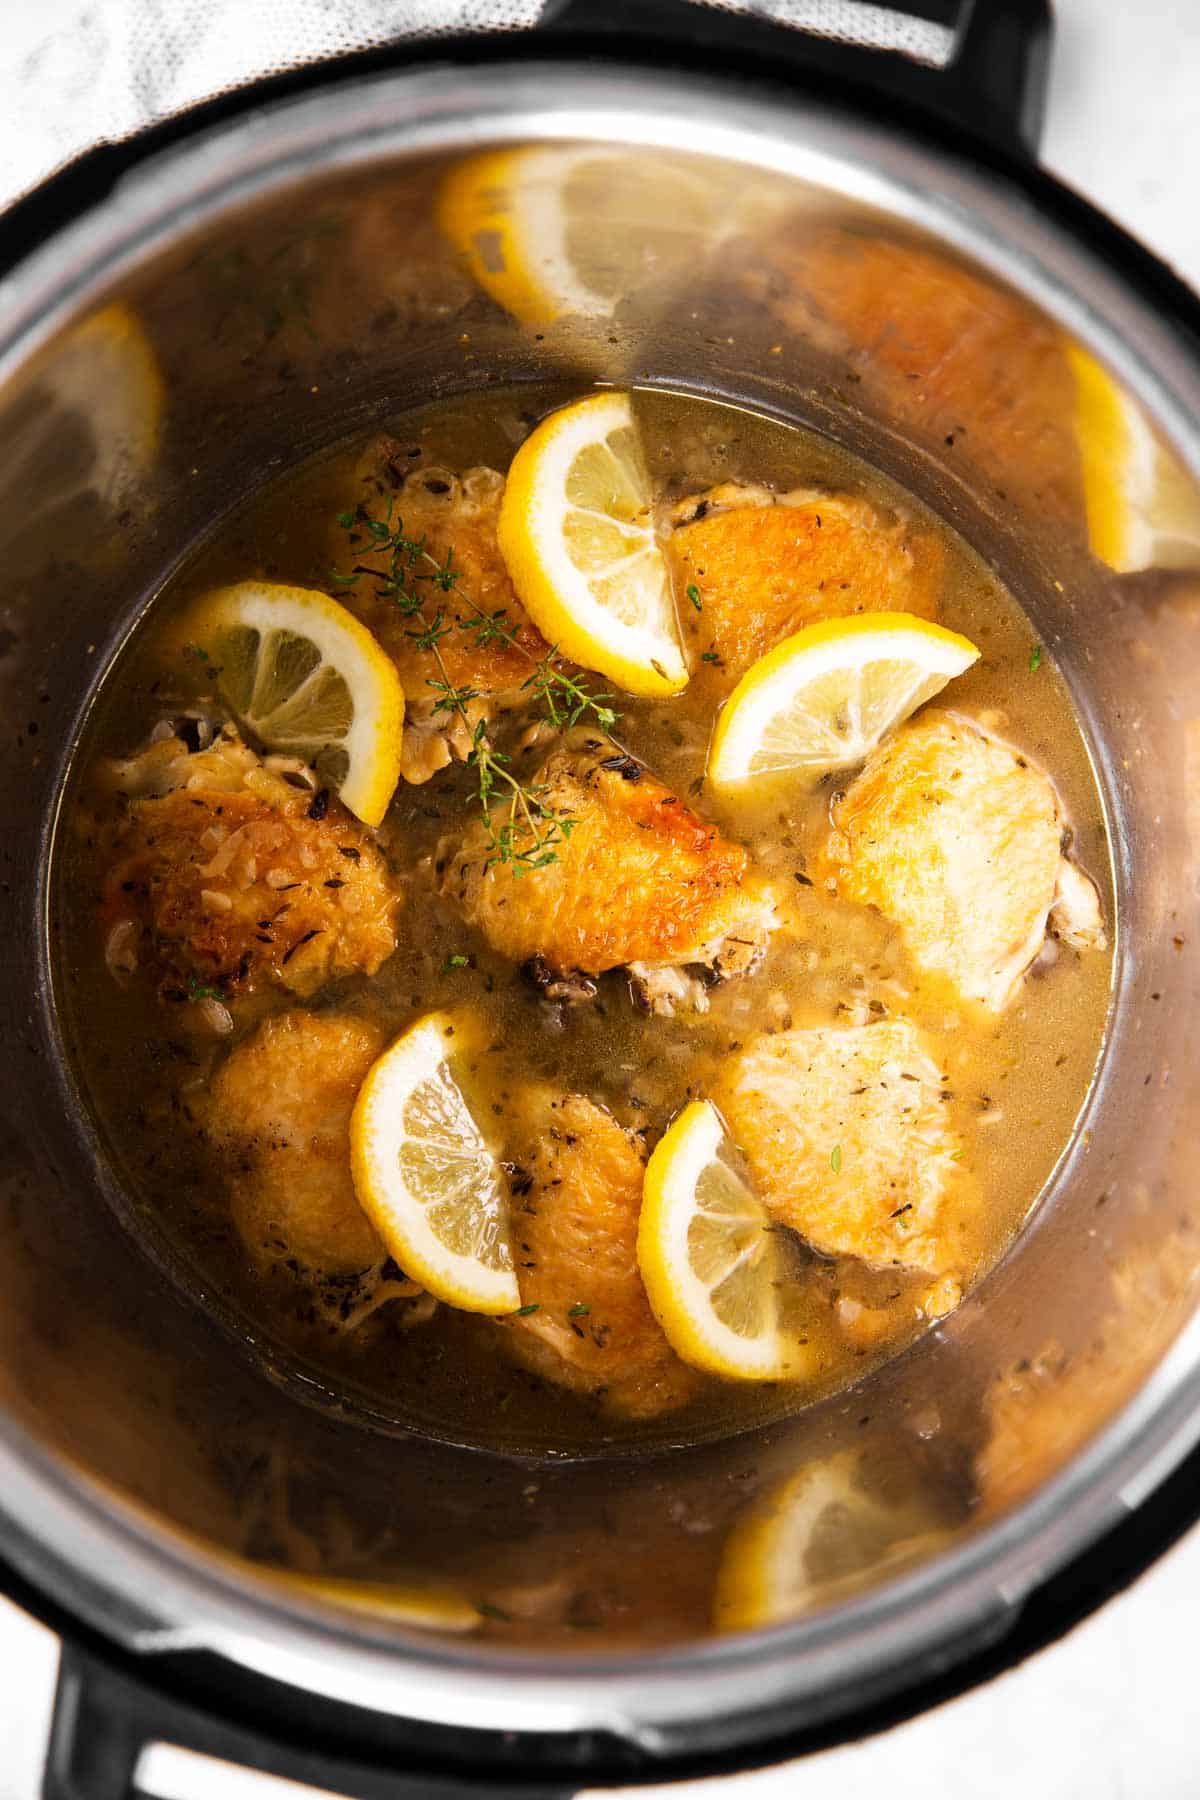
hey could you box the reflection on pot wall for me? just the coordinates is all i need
[1,137,1199,1652]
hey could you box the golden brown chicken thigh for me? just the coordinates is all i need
[497,1087,696,1418]
[813,711,1105,1013]
[752,225,1084,526]
[666,482,942,689]
[975,1228,1200,1516]
[442,736,780,1013]
[97,727,400,1015]
[716,1019,970,1281]
[206,1010,428,1331]
[338,441,550,782]
[974,1343,1084,1518]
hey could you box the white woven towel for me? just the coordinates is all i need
[3,0,952,209]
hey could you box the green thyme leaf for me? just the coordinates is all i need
[328,499,625,876]
[186,975,224,1003]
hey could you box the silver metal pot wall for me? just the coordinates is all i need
[2,4,1200,1792]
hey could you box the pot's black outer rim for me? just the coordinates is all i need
[2,0,1054,283]
[6,6,1200,1794]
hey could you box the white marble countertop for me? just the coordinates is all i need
[1,1,1197,1794]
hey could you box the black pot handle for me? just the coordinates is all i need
[540,0,1052,158]
[43,1643,578,1800]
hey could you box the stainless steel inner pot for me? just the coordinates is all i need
[2,8,1200,1788]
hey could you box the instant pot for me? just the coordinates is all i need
[3,2,1200,1793]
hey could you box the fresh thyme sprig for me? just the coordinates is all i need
[332,500,617,874]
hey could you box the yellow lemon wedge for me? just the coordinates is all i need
[6,301,164,534]
[638,1100,808,1382]
[437,145,752,328]
[497,391,687,697]
[257,1567,481,1633]
[187,581,404,827]
[180,1530,485,1636]
[714,1451,948,1633]
[1068,342,1200,573]
[350,1012,519,1315]
[707,612,979,792]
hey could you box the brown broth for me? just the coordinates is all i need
[52,386,1114,1457]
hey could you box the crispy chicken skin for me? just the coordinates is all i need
[340,442,550,783]
[206,1010,428,1329]
[666,482,942,688]
[97,728,400,1010]
[753,227,1083,525]
[497,1087,696,1418]
[813,711,1106,1013]
[976,1230,1200,1516]
[716,1020,969,1278]
[974,1343,1084,1518]
[442,737,779,1011]
[208,1011,385,1273]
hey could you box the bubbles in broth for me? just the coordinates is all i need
[53,387,1113,1457]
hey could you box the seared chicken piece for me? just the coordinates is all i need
[207,1010,430,1332]
[666,482,941,688]
[497,1087,696,1418]
[813,711,1105,1013]
[754,226,1083,526]
[716,1020,969,1279]
[974,1343,1086,1518]
[976,1228,1200,1515]
[339,442,550,783]
[442,737,780,1013]
[97,726,399,1015]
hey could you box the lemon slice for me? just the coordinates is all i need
[707,612,979,791]
[350,1012,518,1315]
[437,145,751,328]
[188,581,404,827]
[202,1533,483,1634]
[6,301,163,535]
[1068,343,1200,572]
[638,1100,806,1382]
[497,391,686,697]
[714,1451,946,1632]
[263,1569,481,1633]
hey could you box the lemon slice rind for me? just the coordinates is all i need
[178,1529,485,1636]
[258,1567,481,1634]
[708,612,979,791]
[497,391,688,698]
[191,581,404,827]
[638,1099,802,1382]
[350,1013,519,1316]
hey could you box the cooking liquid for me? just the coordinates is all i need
[53,387,1114,1456]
